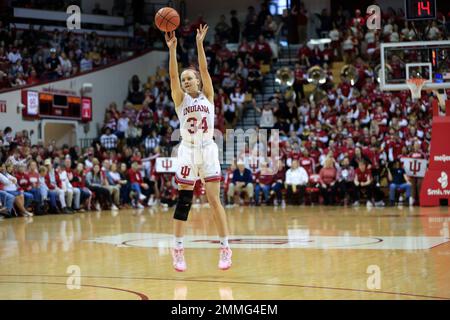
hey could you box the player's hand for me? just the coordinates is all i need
[196,24,208,43]
[165,31,177,50]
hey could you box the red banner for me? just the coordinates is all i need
[0,100,6,113]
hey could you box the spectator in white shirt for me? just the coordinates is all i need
[59,52,73,77]
[84,152,95,169]
[116,112,129,139]
[383,18,394,38]
[427,21,441,40]
[44,158,71,214]
[60,158,81,211]
[390,25,400,42]
[169,114,180,129]
[80,53,93,72]
[100,128,118,150]
[7,47,22,64]
[0,163,33,216]
[143,130,161,153]
[223,96,237,128]
[230,86,246,121]
[285,160,309,205]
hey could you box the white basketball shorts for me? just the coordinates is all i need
[175,140,222,186]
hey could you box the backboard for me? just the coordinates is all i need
[380,40,450,91]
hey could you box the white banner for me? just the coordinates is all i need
[155,157,178,173]
[401,158,428,178]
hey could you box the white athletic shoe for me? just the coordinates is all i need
[23,211,33,217]
[137,203,144,209]
[139,194,146,201]
[366,201,373,208]
[147,197,156,206]
[201,203,210,208]
[111,204,119,210]
[409,197,414,207]
[225,204,234,209]
[172,248,187,272]
[352,201,360,207]
[375,200,385,207]
[218,247,232,270]
[95,202,102,211]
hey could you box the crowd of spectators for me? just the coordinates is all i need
[0,19,158,90]
[0,0,165,92]
[219,2,450,208]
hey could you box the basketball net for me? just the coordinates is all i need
[406,78,427,100]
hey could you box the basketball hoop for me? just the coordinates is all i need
[406,78,427,100]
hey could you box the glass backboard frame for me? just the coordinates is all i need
[380,40,450,91]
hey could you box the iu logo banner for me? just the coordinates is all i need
[401,158,428,177]
[155,157,178,173]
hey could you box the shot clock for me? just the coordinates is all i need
[405,0,436,20]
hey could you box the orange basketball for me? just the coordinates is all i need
[155,7,180,32]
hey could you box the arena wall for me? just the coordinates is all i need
[175,0,260,30]
[0,50,167,146]
[81,0,114,15]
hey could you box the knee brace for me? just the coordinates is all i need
[173,190,194,221]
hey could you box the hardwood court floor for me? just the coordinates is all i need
[0,205,449,300]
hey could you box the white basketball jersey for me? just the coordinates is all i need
[176,92,215,144]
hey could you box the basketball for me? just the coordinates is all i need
[155,7,180,32]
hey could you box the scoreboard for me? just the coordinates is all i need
[405,0,437,20]
[22,89,92,122]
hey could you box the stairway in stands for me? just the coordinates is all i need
[236,44,303,131]
[237,44,345,131]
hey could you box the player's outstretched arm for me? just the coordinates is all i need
[165,31,184,107]
[196,24,214,103]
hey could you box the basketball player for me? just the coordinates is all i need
[165,25,232,272]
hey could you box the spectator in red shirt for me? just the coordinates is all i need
[16,162,43,210]
[354,160,374,206]
[299,149,316,175]
[179,18,194,42]
[253,35,273,64]
[44,158,71,214]
[192,179,207,208]
[128,161,151,208]
[161,179,178,208]
[254,161,274,206]
[72,162,92,211]
[293,63,306,102]
[319,157,337,205]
